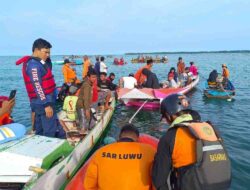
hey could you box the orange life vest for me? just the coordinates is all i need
[134,65,151,85]
[172,122,218,168]
[62,64,77,83]
[171,122,231,190]
[222,68,230,78]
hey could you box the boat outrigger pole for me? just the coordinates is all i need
[129,100,148,124]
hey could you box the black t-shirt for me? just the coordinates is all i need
[98,79,112,90]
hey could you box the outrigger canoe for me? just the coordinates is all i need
[117,76,199,109]
[0,98,115,190]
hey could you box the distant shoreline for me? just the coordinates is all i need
[125,50,250,55]
[1,50,250,57]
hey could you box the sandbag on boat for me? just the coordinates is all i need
[0,123,26,144]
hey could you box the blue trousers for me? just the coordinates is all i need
[31,104,65,138]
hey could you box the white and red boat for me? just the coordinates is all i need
[117,76,199,109]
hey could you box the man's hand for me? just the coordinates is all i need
[45,106,53,118]
[85,110,91,120]
[1,99,15,115]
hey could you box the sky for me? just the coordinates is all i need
[0,0,249,55]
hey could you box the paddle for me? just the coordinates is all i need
[129,100,148,124]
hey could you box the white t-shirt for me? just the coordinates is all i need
[100,61,107,73]
[123,77,137,89]
[169,79,179,88]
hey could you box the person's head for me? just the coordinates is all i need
[32,38,52,61]
[222,64,227,69]
[69,86,78,95]
[185,67,190,73]
[170,67,176,73]
[178,57,182,61]
[161,94,191,124]
[96,56,100,62]
[146,59,153,67]
[64,58,71,65]
[109,73,115,81]
[119,124,140,142]
[129,73,134,77]
[87,68,97,83]
[83,55,89,61]
[100,56,105,62]
[190,61,194,66]
[100,72,107,81]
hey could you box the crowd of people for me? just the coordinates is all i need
[131,57,198,89]
[0,38,232,190]
[132,55,169,63]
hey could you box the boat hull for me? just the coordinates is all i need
[204,89,235,99]
[119,76,199,109]
[23,98,115,190]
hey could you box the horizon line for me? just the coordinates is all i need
[0,50,250,57]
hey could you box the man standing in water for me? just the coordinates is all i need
[22,38,65,138]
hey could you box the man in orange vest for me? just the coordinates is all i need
[62,59,79,84]
[82,56,92,79]
[152,94,231,190]
[134,59,153,86]
[222,64,230,79]
[83,124,156,190]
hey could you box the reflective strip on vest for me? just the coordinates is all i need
[203,145,223,152]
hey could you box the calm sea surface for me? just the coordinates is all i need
[0,53,249,189]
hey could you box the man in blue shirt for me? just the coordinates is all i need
[23,38,65,138]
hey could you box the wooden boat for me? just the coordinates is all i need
[204,82,235,99]
[204,89,235,99]
[65,134,159,190]
[117,76,199,109]
[0,98,115,190]
[113,58,126,65]
[131,57,168,64]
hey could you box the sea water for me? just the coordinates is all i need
[0,52,249,189]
